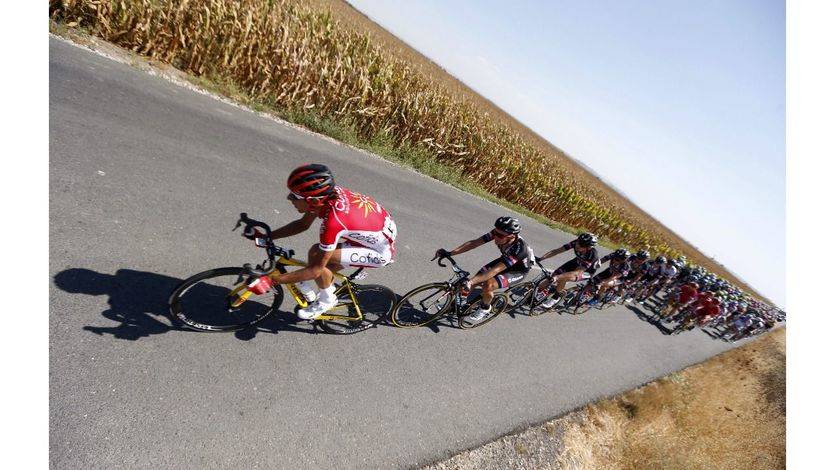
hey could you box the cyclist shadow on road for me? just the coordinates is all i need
[53,267,318,341]
[624,303,675,335]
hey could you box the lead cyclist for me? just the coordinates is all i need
[242,163,397,320]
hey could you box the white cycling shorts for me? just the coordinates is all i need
[339,244,394,268]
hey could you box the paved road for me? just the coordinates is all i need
[50,37,741,469]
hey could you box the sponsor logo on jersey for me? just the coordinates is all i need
[348,233,380,245]
[350,251,383,265]
[351,193,379,217]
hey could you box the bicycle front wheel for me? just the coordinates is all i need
[168,267,282,332]
[390,282,454,328]
[569,288,594,315]
[528,281,556,316]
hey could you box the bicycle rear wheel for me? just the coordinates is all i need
[458,294,509,329]
[390,282,454,328]
[316,284,396,334]
[528,281,556,316]
[168,267,282,332]
[506,282,534,313]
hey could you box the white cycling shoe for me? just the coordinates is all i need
[468,305,492,322]
[540,297,559,309]
[297,296,338,320]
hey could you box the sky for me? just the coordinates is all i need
[347,0,786,307]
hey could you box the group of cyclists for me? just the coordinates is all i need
[244,163,783,341]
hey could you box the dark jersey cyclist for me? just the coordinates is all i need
[434,216,533,322]
[536,232,599,308]
[589,248,631,304]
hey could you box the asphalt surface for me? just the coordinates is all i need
[50,37,742,469]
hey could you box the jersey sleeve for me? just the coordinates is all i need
[318,210,346,252]
[480,232,494,243]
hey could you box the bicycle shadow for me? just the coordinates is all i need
[53,267,318,341]
[624,304,675,335]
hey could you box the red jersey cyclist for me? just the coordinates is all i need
[244,164,397,319]
[434,217,534,322]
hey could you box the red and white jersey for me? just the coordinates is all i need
[318,186,397,253]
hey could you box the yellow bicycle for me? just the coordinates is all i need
[168,213,395,334]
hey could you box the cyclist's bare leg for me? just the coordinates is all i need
[596,279,616,301]
[560,271,581,292]
[478,278,499,306]
[306,244,346,289]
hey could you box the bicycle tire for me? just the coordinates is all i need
[390,282,454,328]
[506,282,534,312]
[565,286,593,315]
[528,281,557,316]
[168,267,282,332]
[458,293,508,329]
[316,284,396,335]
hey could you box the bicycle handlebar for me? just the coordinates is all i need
[533,257,551,275]
[235,212,272,237]
[435,252,469,279]
[234,213,295,276]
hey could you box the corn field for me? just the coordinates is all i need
[50,0,746,284]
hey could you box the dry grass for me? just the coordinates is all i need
[558,329,785,469]
[49,0,765,300]
[428,329,785,469]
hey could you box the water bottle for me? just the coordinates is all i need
[298,280,317,302]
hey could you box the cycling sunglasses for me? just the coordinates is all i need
[491,228,514,239]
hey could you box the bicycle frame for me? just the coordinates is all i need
[230,213,367,323]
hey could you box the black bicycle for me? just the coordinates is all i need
[389,253,509,329]
[505,259,556,316]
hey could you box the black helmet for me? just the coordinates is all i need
[636,249,650,260]
[577,232,597,247]
[655,256,667,264]
[613,248,630,260]
[287,163,335,198]
[494,216,521,234]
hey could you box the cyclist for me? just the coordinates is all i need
[434,217,534,322]
[619,249,651,302]
[587,248,631,306]
[661,277,699,319]
[243,163,397,320]
[537,232,600,309]
[635,256,667,303]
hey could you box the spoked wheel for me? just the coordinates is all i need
[390,282,455,328]
[506,282,534,313]
[596,291,617,310]
[458,293,509,329]
[527,281,556,316]
[558,287,589,315]
[168,267,283,332]
[316,284,397,334]
[570,289,595,315]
